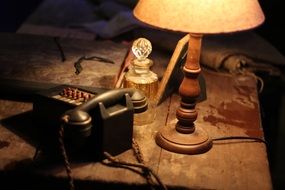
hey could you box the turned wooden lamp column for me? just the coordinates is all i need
[155,33,212,153]
[133,0,265,154]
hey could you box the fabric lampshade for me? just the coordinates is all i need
[133,0,265,34]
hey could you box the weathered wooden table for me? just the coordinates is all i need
[0,68,272,189]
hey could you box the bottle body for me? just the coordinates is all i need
[124,69,158,100]
[123,60,158,126]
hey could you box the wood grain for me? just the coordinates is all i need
[0,69,272,189]
[157,70,271,190]
[0,33,128,89]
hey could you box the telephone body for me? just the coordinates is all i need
[33,85,147,159]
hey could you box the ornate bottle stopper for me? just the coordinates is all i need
[132,38,152,61]
[130,38,154,75]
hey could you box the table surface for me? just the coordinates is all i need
[0,67,272,190]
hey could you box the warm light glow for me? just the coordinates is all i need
[134,0,265,34]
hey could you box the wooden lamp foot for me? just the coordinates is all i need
[156,124,212,154]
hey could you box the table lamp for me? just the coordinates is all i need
[133,0,265,154]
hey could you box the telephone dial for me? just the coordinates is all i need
[33,85,147,159]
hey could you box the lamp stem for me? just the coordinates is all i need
[155,33,212,154]
[176,33,202,134]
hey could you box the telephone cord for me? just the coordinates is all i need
[132,139,156,188]
[59,121,75,190]
[103,139,168,190]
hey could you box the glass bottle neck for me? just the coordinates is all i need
[132,58,153,75]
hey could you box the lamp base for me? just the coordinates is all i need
[155,124,212,154]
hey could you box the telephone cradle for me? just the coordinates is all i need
[33,85,148,160]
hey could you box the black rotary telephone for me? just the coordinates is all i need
[33,85,147,159]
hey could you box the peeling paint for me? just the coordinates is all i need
[203,99,262,137]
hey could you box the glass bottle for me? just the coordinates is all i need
[123,38,158,126]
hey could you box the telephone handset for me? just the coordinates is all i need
[63,87,148,130]
[33,86,147,159]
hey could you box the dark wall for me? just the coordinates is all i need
[0,1,42,32]
[256,2,285,190]
[257,0,285,55]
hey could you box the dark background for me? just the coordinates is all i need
[0,0,285,55]
[0,0,284,189]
